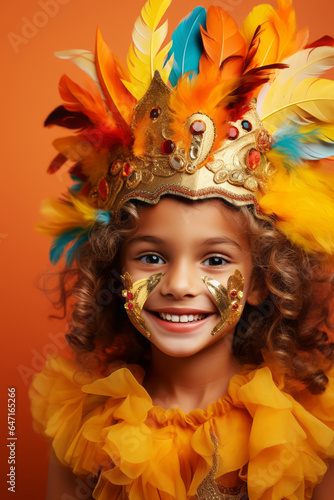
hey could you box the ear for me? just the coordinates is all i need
[246,277,269,306]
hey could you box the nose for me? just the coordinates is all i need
[159,259,201,299]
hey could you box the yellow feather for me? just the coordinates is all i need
[241,0,308,68]
[272,45,334,88]
[262,78,334,133]
[37,194,97,238]
[123,0,173,100]
[259,165,334,254]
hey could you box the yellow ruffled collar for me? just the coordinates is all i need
[29,357,334,500]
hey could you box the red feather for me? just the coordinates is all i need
[242,24,263,73]
[59,74,113,127]
[47,153,67,174]
[44,106,93,129]
[305,36,334,49]
[68,162,88,182]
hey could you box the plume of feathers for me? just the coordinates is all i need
[199,6,245,81]
[260,40,334,131]
[124,0,174,100]
[95,28,136,126]
[167,6,207,87]
[259,165,334,255]
[37,194,111,266]
[55,49,105,99]
[261,77,334,133]
[241,0,308,69]
[269,124,334,166]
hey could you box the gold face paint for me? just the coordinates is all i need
[121,272,165,338]
[202,269,244,336]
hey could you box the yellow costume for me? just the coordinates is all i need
[30,356,334,499]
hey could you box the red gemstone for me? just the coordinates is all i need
[110,159,123,175]
[128,302,133,310]
[161,140,175,155]
[98,177,108,200]
[247,149,261,170]
[230,290,238,298]
[122,162,133,177]
[228,126,239,140]
[232,302,239,310]
[127,292,133,300]
[190,120,206,135]
[150,107,161,119]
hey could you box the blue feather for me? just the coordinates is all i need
[166,6,207,87]
[69,174,84,192]
[70,182,84,192]
[49,228,85,265]
[272,126,334,167]
[298,141,334,160]
[65,232,89,267]
[70,173,81,181]
[95,210,112,225]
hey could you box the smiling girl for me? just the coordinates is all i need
[30,0,334,499]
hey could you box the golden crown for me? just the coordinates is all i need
[91,73,273,215]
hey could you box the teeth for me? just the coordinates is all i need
[158,313,206,322]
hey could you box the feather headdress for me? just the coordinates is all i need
[39,0,334,265]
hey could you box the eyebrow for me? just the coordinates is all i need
[200,237,242,250]
[126,235,164,246]
[126,235,241,249]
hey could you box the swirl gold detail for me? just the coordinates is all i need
[196,434,248,499]
[121,272,164,338]
[202,270,244,336]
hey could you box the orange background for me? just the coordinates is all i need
[1,0,333,498]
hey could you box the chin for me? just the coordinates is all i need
[150,338,214,358]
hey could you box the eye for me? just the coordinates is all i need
[202,256,228,266]
[139,254,165,265]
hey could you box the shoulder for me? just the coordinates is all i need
[227,364,334,498]
[29,356,148,475]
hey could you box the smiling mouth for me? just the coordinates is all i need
[151,312,210,323]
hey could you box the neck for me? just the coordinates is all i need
[144,334,241,413]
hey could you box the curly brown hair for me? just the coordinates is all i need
[37,198,334,394]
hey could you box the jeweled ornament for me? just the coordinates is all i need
[161,140,175,155]
[247,149,261,170]
[122,162,133,177]
[150,107,161,119]
[241,120,252,132]
[228,126,239,140]
[190,120,206,135]
[98,177,108,200]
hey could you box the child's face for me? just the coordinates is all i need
[123,197,254,357]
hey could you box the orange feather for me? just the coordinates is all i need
[169,75,230,152]
[95,28,136,126]
[241,0,308,70]
[59,74,114,127]
[199,6,245,80]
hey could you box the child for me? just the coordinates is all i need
[30,0,334,498]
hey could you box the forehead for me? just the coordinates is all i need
[133,197,249,248]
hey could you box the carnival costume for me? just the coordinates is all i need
[30,0,334,498]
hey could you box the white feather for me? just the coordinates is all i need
[55,49,105,99]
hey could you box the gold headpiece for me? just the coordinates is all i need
[38,0,334,266]
[98,74,272,215]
